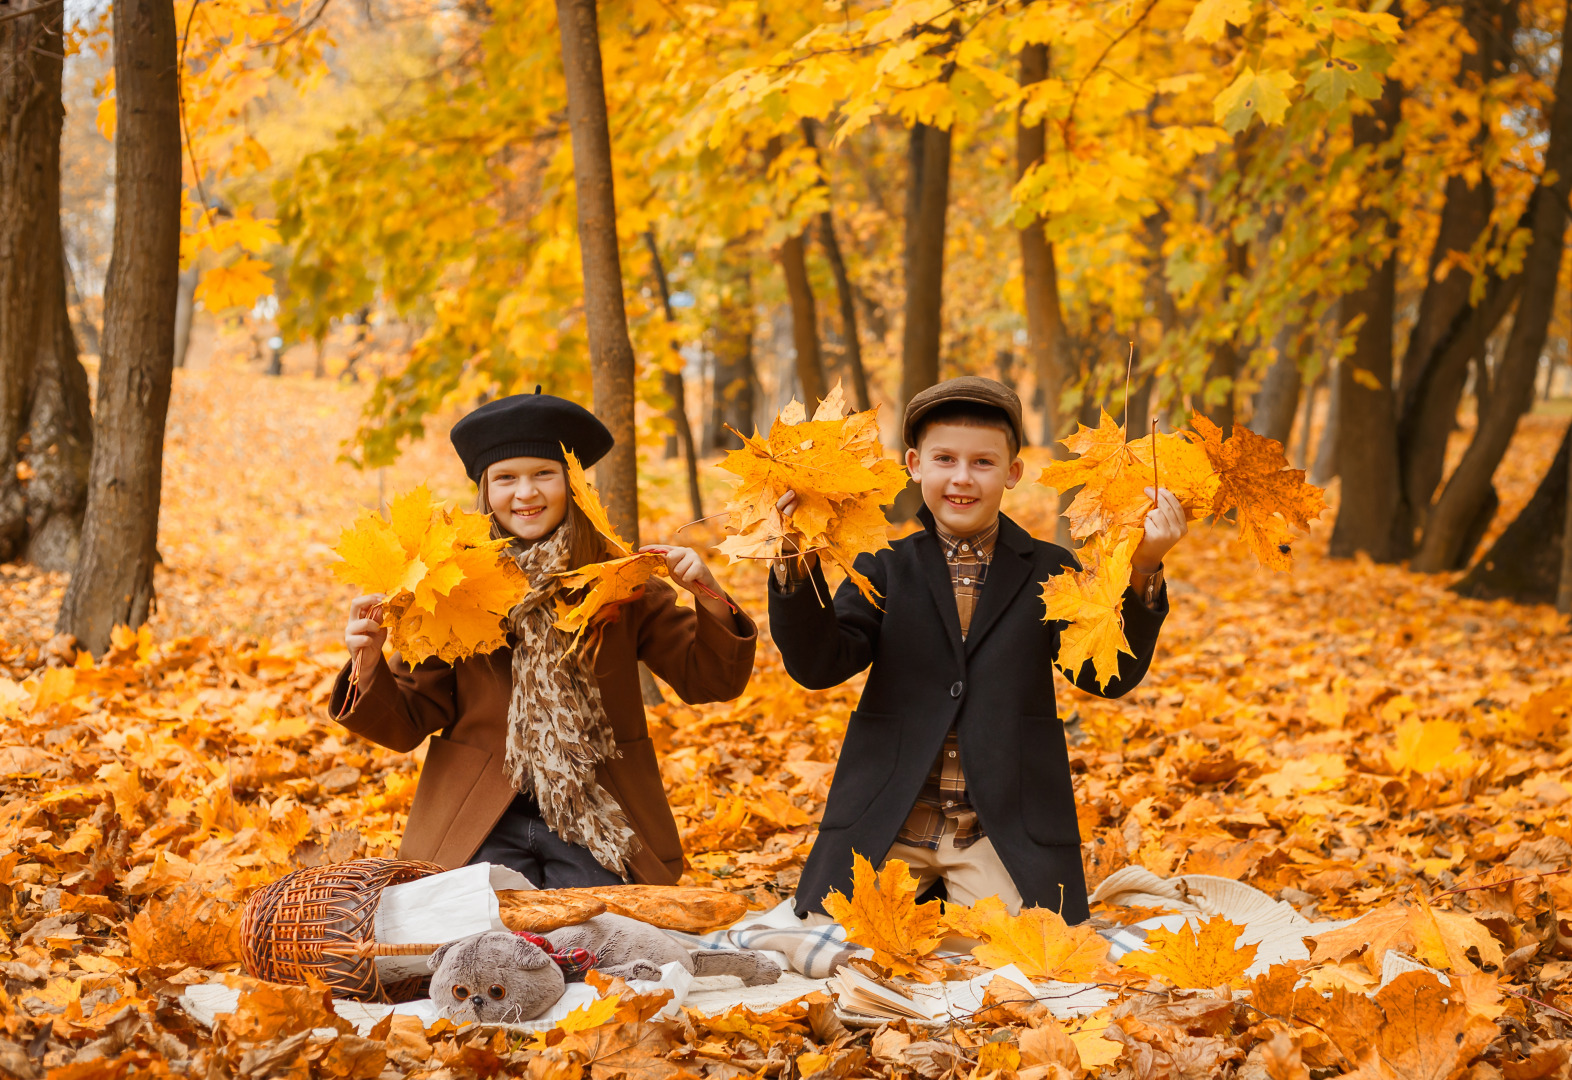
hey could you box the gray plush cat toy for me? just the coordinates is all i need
[429,913,783,1024]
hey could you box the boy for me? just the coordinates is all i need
[769,377,1186,922]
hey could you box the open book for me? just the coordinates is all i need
[827,962,948,1022]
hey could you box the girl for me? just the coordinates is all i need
[334,390,757,887]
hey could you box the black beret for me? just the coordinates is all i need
[449,389,614,482]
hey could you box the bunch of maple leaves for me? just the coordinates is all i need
[0,367,1569,1080]
[1039,412,1327,688]
[715,384,908,603]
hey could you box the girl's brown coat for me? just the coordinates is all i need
[329,580,757,884]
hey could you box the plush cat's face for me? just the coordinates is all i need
[428,931,566,1024]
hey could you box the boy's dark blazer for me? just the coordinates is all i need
[769,506,1167,923]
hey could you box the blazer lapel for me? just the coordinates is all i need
[964,513,1034,656]
[913,507,965,664]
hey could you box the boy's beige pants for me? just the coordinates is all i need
[885,817,1024,913]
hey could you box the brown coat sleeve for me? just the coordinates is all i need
[328,653,459,753]
[635,579,757,705]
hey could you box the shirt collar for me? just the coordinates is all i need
[934,519,998,561]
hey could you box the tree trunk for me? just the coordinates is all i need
[1454,422,1570,603]
[1202,238,1248,432]
[1560,429,1572,614]
[802,119,869,412]
[708,258,755,451]
[56,0,181,653]
[1392,0,1512,543]
[778,231,826,411]
[557,0,639,545]
[643,231,703,524]
[1414,4,1572,572]
[26,239,94,573]
[1329,75,1405,563]
[1250,328,1303,445]
[1311,360,1341,485]
[0,0,64,561]
[172,264,198,369]
[1018,43,1070,452]
[899,122,951,416]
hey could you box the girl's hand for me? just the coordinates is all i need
[345,594,388,684]
[640,545,734,619]
[1133,488,1188,572]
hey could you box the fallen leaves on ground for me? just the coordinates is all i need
[1,364,1571,1078]
[822,855,948,982]
[945,896,1111,982]
[1117,914,1259,988]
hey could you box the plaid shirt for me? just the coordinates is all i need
[894,520,998,850]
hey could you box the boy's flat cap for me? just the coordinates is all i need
[902,376,1024,449]
[450,388,614,481]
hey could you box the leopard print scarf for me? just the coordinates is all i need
[503,521,638,874]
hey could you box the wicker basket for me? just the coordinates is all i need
[239,858,445,1003]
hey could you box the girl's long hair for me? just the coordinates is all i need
[477,463,613,570]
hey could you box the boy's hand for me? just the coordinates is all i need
[774,490,819,573]
[641,545,734,619]
[1133,488,1187,572]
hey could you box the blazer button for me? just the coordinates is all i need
[950,681,963,698]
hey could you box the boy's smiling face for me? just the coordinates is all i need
[905,421,1024,536]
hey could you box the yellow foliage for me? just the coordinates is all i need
[1118,914,1258,988]
[821,854,947,982]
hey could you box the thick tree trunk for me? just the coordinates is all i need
[1454,422,1570,603]
[1311,361,1341,485]
[1330,75,1405,563]
[1018,43,1070,452]
[26,242,94,572]
[0,0,64,561]
[1251,328,1303,445]
[642,231,703,524]
[1414,7,1572,572]
[1392,0,1512,543]
[899,122,951,415]
[56,0,181,653]
[708,259,755,451]
[778,231,826,410]
[802,119,869,412]
[1560,433,1572,614]
[556,0,639,545]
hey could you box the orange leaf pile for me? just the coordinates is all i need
[332,484,529,663]
[554,449,670,651]
[714,383,907,603]
[821,854,948,982]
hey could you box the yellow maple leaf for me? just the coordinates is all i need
[554,449,669,651]
[332,485,529,665]
[715,383,906,604]
[1187,413,1326,571]
[1040,530,1137,690]
[528,994,622,1048]
[822,854,947,982]
[1117,914,1258,988]
[1388,717,1472,774]
[945,895,1110,982]
[194,258,274,311]
[1039,410,1218,541]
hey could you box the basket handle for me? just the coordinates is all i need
[318,942,442,958]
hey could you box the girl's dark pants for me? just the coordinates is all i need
[467,793,625,887]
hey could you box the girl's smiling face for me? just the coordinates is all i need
[486,456,568,540]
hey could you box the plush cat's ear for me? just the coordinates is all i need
[428,941,457,973]
[509,935,556,970]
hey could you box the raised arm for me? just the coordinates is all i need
[636,578,758,705]
[767,552,886,691]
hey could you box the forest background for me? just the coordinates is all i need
[4,0,1572,1073]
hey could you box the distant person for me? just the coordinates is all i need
[769,377,1186,921]
[335,390,756,887]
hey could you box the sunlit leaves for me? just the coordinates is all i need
[1305,39,1394,108]
[1118,914,1258,988]
[1214,68,1297,134]
[194,259,276,312]
[1183,0,1254,43]
[822,854,948,982]
[1040,530,1138,691]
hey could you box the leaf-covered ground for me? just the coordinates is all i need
[1,363,1570,1078]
